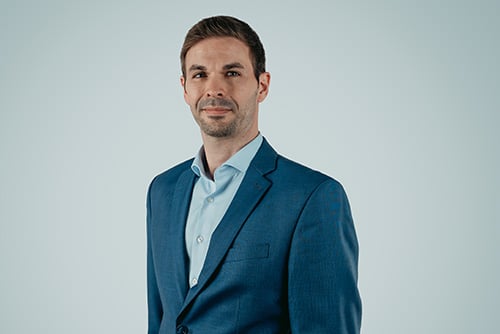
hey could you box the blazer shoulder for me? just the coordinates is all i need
[276,155,338,182]
[149,158,194,190]
[273,154,346,192]
[256,139,344,190]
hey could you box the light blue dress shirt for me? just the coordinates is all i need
[185,134,263,288]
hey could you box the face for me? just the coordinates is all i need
[181,37,270,140]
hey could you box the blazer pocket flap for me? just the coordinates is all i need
[224,243,270,263]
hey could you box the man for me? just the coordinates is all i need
[147,15,361,334]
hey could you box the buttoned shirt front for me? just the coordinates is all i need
[185,134,263,288]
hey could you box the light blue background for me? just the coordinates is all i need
[1,1,498,333]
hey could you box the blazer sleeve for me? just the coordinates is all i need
[288,179,362,333]
[147,178,162,334]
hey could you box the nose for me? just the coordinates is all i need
[205,76,226,97]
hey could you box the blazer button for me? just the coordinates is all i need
[176,324,189,334]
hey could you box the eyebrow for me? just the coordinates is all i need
[223,62,245,70]
[188,62,246,72]
[188,64,207,72]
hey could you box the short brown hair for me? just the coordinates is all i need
[180,16,266,81]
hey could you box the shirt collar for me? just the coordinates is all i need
[191,134,263,179]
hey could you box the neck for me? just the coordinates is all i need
[201,130,259,179]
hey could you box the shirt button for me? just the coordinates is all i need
[196,235,204,244]
[207,197,214,203]
[191,277,198,286]
[176,325,189,334]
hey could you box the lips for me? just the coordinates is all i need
[198,98,235,115]
[202,107,231,116]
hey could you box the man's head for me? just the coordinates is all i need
[180,16,270,141]
[180,16,266,81]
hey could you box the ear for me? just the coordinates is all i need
[257,72,271,103]
[180,75,188,103]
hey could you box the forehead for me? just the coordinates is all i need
[185,37,252,67]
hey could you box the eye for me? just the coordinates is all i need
[226,71,240,77]
[192,72,207,79]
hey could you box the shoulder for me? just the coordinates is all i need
[148,158,193,193]
[274,154,344,191]
[255,138,346,195]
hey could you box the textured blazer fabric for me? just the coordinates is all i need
[147,138,362,334]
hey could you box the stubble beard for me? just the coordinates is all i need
[198,115,239,138]
[194,92,258,138]
[195,97,240,138]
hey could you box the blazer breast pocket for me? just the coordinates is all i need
[224,243,270,263]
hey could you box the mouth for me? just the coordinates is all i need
[201,107,232,116]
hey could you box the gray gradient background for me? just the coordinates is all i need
[1,1,499,333]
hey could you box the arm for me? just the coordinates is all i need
[288,179,361,333]
[146,179,162,334]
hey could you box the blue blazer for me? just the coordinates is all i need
[147,139,361,333]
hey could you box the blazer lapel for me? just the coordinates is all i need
[179,139,278,314]
[155,168,196,310]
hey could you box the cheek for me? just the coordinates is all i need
[184,86,201,106]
